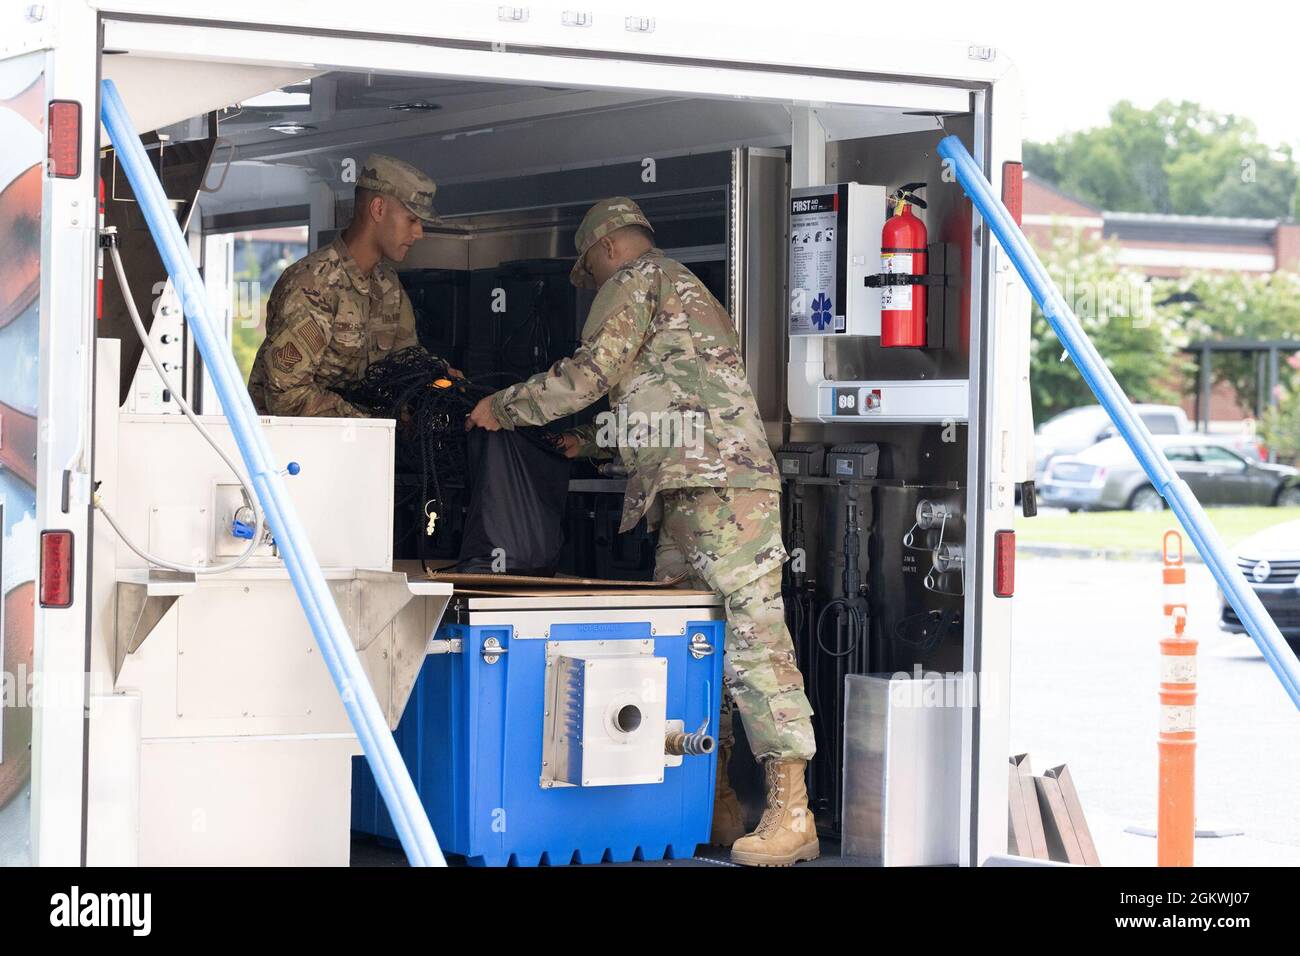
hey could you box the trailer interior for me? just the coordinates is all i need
[83,36,1003,866]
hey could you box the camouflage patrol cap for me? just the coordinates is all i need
[569,196,655,287]
[357,153,438,223]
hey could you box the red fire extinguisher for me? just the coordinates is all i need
[880,182,927,348]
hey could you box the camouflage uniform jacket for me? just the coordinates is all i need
[248,237,422,417]
[490,250,780,532]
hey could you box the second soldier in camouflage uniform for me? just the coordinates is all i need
[466,198,819,866]
[248,154,456,417]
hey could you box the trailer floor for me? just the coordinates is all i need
[350,832,850,867]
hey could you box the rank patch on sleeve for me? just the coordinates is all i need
[273,341,304,373]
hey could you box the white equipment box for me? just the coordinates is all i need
[110,413,395,571]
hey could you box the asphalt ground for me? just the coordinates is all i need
[1010,556,1300,865]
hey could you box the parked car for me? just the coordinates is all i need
[1040,434,1300,512]
[1220,519,1300,649]
[1035,404,1191,481]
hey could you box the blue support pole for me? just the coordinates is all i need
[937,134,1300,710]
[100,79,445,865]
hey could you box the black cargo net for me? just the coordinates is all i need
[334,347,564,555]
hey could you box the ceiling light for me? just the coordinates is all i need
[389,101,442,112]
[268,122,316,135]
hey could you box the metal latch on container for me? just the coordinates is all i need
[481,636,507,664]
[689,632,714,659]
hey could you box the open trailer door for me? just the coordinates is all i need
[0,43,50,870]
[1,3,101,866]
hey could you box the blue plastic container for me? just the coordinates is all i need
[352,607,725,866]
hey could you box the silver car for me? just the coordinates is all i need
[1220,519,1300,649]
[1041,434,1300,512]
[1034,403,1191,482]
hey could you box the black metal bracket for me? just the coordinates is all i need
[863,272,946,288]
[1019,480,1039,518]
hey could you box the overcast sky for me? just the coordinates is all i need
[639,0,1300,150]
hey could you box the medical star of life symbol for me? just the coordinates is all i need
[811,293,833,330]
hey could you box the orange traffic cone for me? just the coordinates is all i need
[1157,530,1196,867]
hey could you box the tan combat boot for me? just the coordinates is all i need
[729,758,820,867]
[710,745,747,847]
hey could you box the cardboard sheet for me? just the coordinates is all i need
[417,568,686,589]
[449,586,716,598]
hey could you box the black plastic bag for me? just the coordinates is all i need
[458,429,571,576]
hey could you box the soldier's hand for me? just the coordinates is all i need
[560,433,583,459]
[447,367,464,379]
[465,396,501,431]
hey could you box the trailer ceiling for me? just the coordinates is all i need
[100,19,975,226]
[104,67,959,222]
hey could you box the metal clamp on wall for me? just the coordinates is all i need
[927,543,965,597]
[863,272,947,289]
[481,636,507,664]
[904,498,965,597]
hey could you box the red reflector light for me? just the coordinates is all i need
[1001,161,1023,226]
[993,530,1015,598]
[48,100,82,179]
[40,530,74,608]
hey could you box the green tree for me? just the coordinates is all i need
[229,236,305,383]
[1025,100,1298,219]
[1259,355,1300,462]
[1172,270,1300,408]
[1030,227,1185,422]
[231,236,266,382]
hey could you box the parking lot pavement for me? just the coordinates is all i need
[1011,557,1300,866]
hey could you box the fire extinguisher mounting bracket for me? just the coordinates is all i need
[863,273,945,288]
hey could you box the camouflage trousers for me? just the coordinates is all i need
[653,487,816,761]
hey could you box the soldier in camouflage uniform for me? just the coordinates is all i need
[248,154,457,417]
[466,198,819,866]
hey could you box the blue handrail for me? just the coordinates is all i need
[937,134,1300,710]
[100,79,446,865]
